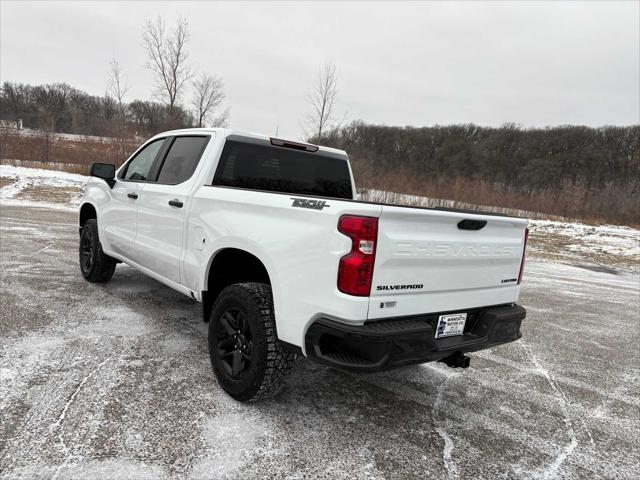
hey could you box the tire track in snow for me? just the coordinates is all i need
[353,363,621,480]
[476,351,640,409]
[519,341,591,479]
[49,346,132,480]
[432,374,458,477]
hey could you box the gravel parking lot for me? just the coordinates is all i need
[1,204,639,480]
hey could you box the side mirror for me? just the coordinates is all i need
[90,162,116,188]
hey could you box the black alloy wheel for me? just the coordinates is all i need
[216,307,254,378]
[78,218,116,282]
[79,229,94,276]
[207,283,296,401]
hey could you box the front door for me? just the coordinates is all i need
[101,138,166,259]
[134,135,210,285]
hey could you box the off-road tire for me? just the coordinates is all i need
[79,219,116,283]
[208,282,296,402]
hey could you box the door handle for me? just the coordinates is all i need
[127,192,138,199]
[168,199,183,208]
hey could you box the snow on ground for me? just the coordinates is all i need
[4,126,119,143]
[1,205,638,479]
[0,165,88,211]
[0,165,89,190]
[1,165,638,272]
[529,219,639,264]
[1,168,639,478]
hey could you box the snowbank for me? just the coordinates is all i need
[0,165,88,211]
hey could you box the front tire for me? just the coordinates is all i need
[79,219,116,283]
[208,283,296,402]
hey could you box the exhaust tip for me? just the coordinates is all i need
[440,352,471,369]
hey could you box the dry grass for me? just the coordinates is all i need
[16,185,84,205]
[0,130,135,170]
[527,229,638,273]
[352,158,639,227]
[0,176,16,189]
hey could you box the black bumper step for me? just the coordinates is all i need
[305,304,526,372]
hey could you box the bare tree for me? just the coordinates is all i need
[108,58,130,154]
[142,16,191,124]
[191,73,228,128]
[304,59,339,140]
[108,58,129,119]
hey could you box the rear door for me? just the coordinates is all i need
[134,135,210,284]
[102,138,166,258]
[368,206,528,320]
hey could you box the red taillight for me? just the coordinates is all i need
[337,215,378,296]
[517,228,529,285]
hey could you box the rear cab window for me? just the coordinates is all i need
[156,136,210,185]
[212,140,353,199]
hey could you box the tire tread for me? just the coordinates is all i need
[209,282,296,401]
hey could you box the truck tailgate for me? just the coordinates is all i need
[368,205,528,320]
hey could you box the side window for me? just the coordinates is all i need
[156,136,209,184]
[120,139,165,181]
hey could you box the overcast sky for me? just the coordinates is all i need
[1,1,638,139]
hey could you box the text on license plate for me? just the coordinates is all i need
[435,313,467,338]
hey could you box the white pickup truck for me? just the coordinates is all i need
[79,128,528,401]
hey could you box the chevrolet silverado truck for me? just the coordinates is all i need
[79,128,528,401]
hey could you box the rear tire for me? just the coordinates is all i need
[79,219,116,283]
[208,283,296,402]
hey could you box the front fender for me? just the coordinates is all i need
[81,178,113,244]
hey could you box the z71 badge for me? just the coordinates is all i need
[290,198,330,210]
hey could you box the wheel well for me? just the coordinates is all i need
[203,248,271,322]
[79,203,97,230]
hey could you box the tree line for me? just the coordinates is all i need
[315,122,639,224]
[0,80,191,137]
[316,122,639,192]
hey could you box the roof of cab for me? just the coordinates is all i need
[152,127,348,157]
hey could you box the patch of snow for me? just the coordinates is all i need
[6,127,119,144]
[529,219,639,258]
[50,348,131,480]
[61,459,168,480]
[432,373,458,477]
[0,165,89,187]
[1,165,88,210]
[191,411,270,479]
[0,174,29,198]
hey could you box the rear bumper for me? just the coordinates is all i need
[305,304,525,372]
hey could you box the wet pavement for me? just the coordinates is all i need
[1,205,638,479]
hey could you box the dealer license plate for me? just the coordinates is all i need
[435,313,467,338]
